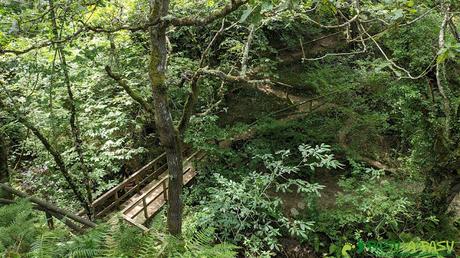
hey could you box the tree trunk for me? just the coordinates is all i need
[0,183,96,228]
[149,0,184,235]
[48,0,93,219]
[0,198,84,233]
[0,134,12,199]
[421,165,460,215]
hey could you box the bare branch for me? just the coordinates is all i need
[241,24,256,77]
[170,0,248,27]
[303,23,368,61]
[0,29,84,56]
[178,19,227,135]
[361,23,436,80]
[305,0,359,29]
[200,69,271,85]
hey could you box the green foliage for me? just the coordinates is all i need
[0,206,236,258]
[381,13,440,74]
[0,200,42,255]
[137,225,237,258]
[315,161,437,255]
[193,144,340,257]
[1,0,460,257]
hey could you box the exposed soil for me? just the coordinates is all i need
[316,169,343,211]
[277,238,319,258]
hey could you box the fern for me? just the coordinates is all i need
[26,230,67,258]
[0,200,42,254]
[0,202,236,258]
[137,226,237,258]
[63,225,109,258]
[181,227,238,258]
[138,230,164,258]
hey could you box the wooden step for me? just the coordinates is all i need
[121,151,203,230]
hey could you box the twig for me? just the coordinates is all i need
[241,24,256,77]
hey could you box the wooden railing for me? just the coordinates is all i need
[122,175,169,231]
[90,153,168,218]
[121,151,203,231]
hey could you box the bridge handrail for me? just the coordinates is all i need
[91,152,167,215]
[121,151,201,219]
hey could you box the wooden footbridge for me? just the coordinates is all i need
[81,149,204,231]
[1,88,332,232]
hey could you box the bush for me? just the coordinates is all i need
[193,144,341,257]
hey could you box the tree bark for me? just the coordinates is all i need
[436,3,452,141]
[0,183,96,228]
[48,0,93,219]
[421,165,460,215]
[0,198,84,233]
[0,134,12,199]
[149,0,184,235]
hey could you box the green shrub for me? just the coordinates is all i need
[193,144,341,257]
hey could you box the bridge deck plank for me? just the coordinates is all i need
[120,151,202,229]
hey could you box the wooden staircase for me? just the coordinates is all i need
[82,150,203,231]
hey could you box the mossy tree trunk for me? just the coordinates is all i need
[149,0,184,235]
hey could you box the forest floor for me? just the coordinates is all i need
[223,75,460,216]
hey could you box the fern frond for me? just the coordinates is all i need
[26,230,64,258]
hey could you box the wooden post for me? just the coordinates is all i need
[142,196,148,219]
[154,160,158,174]
[162,179,168,200]
[45,212,54,230]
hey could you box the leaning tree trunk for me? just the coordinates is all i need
[48,0,93,219]
[0,134,12,199]
[0,98,91,215]
[149,0,184,235]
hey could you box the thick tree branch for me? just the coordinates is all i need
[149,0,184,235]
[200,69,271,85]
[241,24,255,76]
[170,0,248,27]
[436,4,452,140]
[105,66,154,114]
[82,0,248,33]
